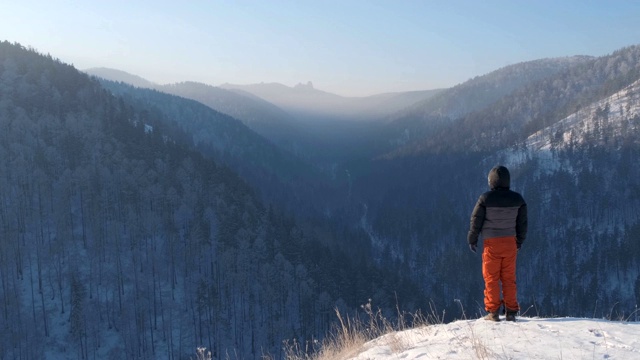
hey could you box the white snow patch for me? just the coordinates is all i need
[349,317,640,359]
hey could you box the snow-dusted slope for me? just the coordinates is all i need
[528,79,640,150]
[350,317,640,359]
[499,78,640,171]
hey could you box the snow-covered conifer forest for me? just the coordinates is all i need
[2,41,640,358]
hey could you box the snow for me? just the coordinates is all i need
[524,78,640,151]
[349,317,640,359]
[494,78,640,176]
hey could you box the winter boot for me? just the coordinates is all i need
[484,311,500,322]
[505,310,517,322]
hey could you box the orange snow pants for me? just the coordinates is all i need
[482,236,519,313]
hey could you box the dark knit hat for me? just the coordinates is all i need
[488,165,510,189]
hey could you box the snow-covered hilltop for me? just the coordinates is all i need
[349,317,640,359]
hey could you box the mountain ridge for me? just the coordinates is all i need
[84,67,158,88]
[382,47,640,157]
[220,81,443,121]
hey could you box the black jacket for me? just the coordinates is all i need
[467,166,527,245]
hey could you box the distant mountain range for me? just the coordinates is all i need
[220,81,443,121]
[84,67,443,164]
[85,67,443,123]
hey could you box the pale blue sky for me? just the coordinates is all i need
[2,0,639,96]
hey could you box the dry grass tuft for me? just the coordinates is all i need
[284,299,438,360]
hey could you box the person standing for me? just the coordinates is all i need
[468,165,527,322]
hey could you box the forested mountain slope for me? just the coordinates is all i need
[399,56,592,120]
[85,69,389,171]
[160,81,300,147]
[85,68,301,150]
[0,41,425,359]
[390,46,640,155]
[97,79,338,217]
[383,56,595,151]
